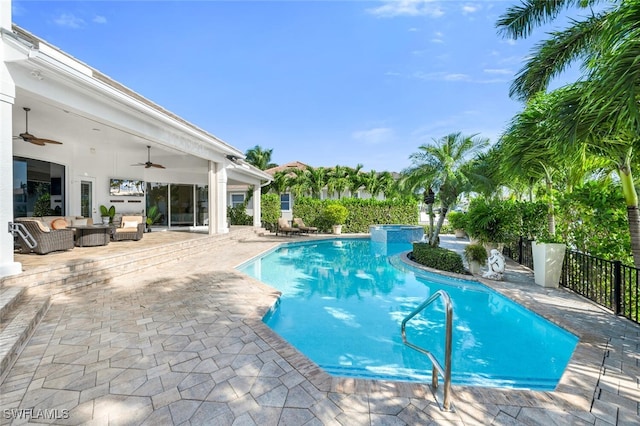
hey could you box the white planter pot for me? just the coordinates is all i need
[469,260,482,275]
[532,241,567,288]
[454,229,466,238]
[101,217,110,225]
[332,225,342,235]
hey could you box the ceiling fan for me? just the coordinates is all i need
[133,145,165,169]
[13,107,63,146]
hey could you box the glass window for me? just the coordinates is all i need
[13,157,65,218]
[280,193,291,211]
[231,193,245,208]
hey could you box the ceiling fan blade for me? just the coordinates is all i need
[150,163,166,169]
[29,139,46,146]
[19,132,36,140]
[32,138,63,145]
[132,163,146,167]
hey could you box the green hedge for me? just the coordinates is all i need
[411,243,466,274]
[293,197,419,233]
[261,193,281,231]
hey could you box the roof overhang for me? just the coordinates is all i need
[4,25,270,186]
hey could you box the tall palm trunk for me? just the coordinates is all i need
[430,206,449,247]
[619,161,640,267]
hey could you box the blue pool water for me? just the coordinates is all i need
[238,239,578,390]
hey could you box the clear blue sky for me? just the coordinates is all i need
[12,0,581,173]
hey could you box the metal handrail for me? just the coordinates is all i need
[401,290,453,411]
[8,222,37,249]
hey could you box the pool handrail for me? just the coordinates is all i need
[400,290,453,411]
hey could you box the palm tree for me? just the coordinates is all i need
[497,0,640,265]
[290,166,327,199]
[347,164,364,197]
[327,165,350,199]
[401,132,490,246]
[244,145,277,170]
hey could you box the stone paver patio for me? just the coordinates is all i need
[1,232,639,425]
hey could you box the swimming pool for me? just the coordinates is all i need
[238,238,578,390]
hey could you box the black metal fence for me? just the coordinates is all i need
[503,238,639,325]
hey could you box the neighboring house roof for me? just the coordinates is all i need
[264,161,310,175]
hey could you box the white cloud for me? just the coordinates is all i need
[412,71,470,82]
[431,31,444,43]
[93,15,107,24]
[53,13,86,29]
[367,0,445,18]
[408,27,420,32]
[462,3,480,15]
[412,71,507,84]
[352,127,394,145]
[443,73,470,81]
[483,68,513,75]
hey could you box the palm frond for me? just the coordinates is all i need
[510,13,606,100]
[496,0,590,40]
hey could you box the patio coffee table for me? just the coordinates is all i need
[72,225,111,247]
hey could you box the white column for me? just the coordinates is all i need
[216,164,228,234]
[0,1,23,278]
[207,160,216,236]
[252,184,261,228]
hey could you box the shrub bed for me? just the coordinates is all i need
[411,243,466,274]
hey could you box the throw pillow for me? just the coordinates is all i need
[51,218,68,230]
[72,218,88,226]
[123,221,139,229]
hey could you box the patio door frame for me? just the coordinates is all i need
[79,176,96,223]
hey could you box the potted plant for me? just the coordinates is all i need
[323,204,348,235]
[448,211,467,238]
[531,233,567,288]
[466,197,518,254]
[464,243,487,274]
[145,205,162,232]
[99,205,116,225]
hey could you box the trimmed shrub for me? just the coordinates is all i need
[411,243,466,274]
[448,211,467,230]
[323,204,348,225]
[261,193,280,231]
[227,205,252,225]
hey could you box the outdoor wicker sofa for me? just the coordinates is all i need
[14,218,74,254]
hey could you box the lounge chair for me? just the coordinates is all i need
[276,218,301,236]
[293,218,318,234]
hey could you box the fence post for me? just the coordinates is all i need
[613,260,622,315]
[518,236,523,264]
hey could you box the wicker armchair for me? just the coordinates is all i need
[14,219,74,254]
[112,215,144,241]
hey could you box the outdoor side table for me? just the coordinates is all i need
[72,225,111,247]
